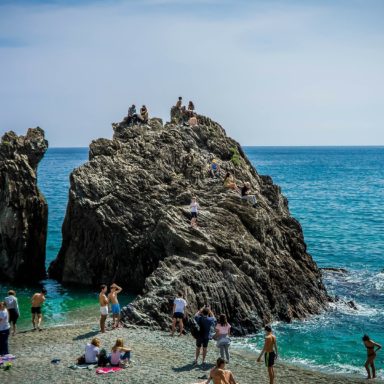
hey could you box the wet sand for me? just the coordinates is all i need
[3,320,380,384]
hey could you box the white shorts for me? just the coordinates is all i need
[100,306,108,316]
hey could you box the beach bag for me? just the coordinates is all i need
[97,349,109,367]
[189,317,201,339]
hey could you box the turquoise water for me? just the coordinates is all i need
[1,146,383,378]
[240,146,384,378]
[0,148,133,329]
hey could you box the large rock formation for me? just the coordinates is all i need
[49,115,329,333]
[0,128,48,282]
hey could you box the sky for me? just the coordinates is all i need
[0,0,383,147]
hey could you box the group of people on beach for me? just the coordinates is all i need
[0,288,47,357]
[170,291,278,384]
[77,337,132,368]
[99,283,123,333]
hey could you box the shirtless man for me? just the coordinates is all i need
[206,357,237,384]
[257,325,278,384]
[31,288,47,331]
[108,283,122,329]
[99,285,109,333]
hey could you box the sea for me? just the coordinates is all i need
[0,146,383,378]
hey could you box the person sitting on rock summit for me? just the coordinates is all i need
[176,96,182,109]
[223,172,239,191]
[241,182,257,208]
[187,101,195,116]
[138,105,149,124]
[127,104,137,125]
[194,306,216,366]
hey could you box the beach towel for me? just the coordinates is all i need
[0,354,16,365]
[96,367,122,374]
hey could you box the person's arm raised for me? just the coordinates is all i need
[373,341,382,352]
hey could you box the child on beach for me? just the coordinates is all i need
[190,197,200,228]
[82,337,101,364]
[109,338,132,367]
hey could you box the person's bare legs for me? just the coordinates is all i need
[100,314,107,333]
[194,347,201,364]
[112,313,118,329]
[178,319,184,336]
[37,314,43,330]
[365,359,371,379]
[268,367,274,384]
[170,318,177,336]
[371,361,376,379]
[202,347,208,364]
[32,313,36,330]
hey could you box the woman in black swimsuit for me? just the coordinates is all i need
[362,334,382,380]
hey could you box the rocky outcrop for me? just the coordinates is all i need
[0,128,48,282]
[49,115,329,333]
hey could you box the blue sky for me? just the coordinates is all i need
[0,0,383,147]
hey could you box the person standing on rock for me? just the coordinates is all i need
[4,290,19,336]
[257,325,278,384]
[31,288,47,331]
[170,291,187,336]
[108,283,123,329]
[194,306,216,366]
[99,285,109,333]
[190,197,200,228]
[127,104,137,125]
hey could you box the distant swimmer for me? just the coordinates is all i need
[257,325,278,384]
[99,284,109,333]
[31,288,47,331]
[108,283,122,329]
[362,334,381,380]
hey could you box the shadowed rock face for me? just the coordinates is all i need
[0,128,48,282]
[49,115,329,333]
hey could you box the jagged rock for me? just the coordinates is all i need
[49,115,329,333]
[0,128,48,282]
[321,267,349,274]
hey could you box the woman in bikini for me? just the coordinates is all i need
[362,334,381,380]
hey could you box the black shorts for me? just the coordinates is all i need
[191,212,197,219]
[8,309,19,324]
[31,307,42,314]
[196,338,209,348]
[265,351,276,367]
[173,312,184,319]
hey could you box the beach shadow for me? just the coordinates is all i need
[73,330,99,340]
[172,363,197,373]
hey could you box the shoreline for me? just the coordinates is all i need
[4,320,380,384]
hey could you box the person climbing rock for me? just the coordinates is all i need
[210,159,221,178]
[241,182,257,208]
[190,197,200,228]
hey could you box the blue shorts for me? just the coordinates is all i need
[111,303,121,314]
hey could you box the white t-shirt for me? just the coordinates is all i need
[5,296,19,312]
[190,201,199,213]
[0,309,10,331]
[85,343,99,363]
[174,298,187,313]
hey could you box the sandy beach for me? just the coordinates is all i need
[3,320,380,384]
